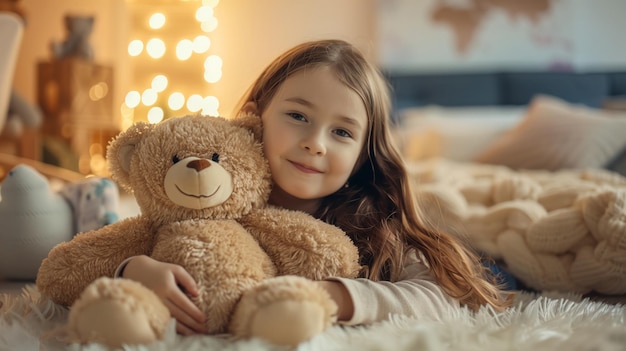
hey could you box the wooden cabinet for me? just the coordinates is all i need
[37,58,117,175]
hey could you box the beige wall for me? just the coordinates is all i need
[12,0,376,122]
[211,0,377,115]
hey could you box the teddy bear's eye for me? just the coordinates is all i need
[211,153,219,162]
[172,155,180,164]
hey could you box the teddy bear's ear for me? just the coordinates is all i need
[232,112,263,141]
[106,122,153,188]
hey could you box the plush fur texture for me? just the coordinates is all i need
[1,286,625,351]
[35,115,361,347]
[65,278,170,348]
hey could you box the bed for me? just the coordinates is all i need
[386,70,626,296]
[1,71,625,351]
[387,70,626,176]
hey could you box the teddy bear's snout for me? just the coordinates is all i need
[186,159,211,172]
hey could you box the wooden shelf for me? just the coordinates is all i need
[0,152,86,183]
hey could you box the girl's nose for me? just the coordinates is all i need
[301,132,326,155]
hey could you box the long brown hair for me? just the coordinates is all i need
[236,39,511,311]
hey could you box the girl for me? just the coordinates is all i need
[119,39,511,335]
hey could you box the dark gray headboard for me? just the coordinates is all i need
[386,71,626,122]
[384,70,626,175]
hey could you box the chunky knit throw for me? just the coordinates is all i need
[408,158,626,294]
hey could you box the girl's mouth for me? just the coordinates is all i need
[289,161,322,174]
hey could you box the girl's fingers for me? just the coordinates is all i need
[170,288,206,325]
[175,319,196,336]
[173,268,200,297]
[164,296,207,334]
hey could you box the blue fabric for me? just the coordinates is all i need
[482,260,518,291]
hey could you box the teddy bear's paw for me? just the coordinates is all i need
[68,296,159,347]
[66,277,171,348]
[247,299,329,346]
[230,276,337,347]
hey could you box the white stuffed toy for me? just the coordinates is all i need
[0,164,119,280]
[60,176,119,234]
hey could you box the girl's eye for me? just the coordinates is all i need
[211,153,219,162]
[287,112,306,122]
[334,129,352,138]
[172,155,180,164]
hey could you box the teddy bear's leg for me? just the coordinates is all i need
[230,276,337,347]
[65,277,171,348]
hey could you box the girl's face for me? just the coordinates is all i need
[261,66,368,212]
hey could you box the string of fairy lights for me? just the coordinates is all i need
[121,0,221,129]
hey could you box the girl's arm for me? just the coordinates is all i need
[321,250,461,325]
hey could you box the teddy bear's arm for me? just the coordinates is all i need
[36,217,156,306]
[239,206,361,280]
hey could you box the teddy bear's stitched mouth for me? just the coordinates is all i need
[175,184,221,198]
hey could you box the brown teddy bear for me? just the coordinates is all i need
[36,114,361,347]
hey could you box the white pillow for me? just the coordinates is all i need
[475,95,626,170]
[393,106,525,162]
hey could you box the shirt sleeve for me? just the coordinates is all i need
[326,250,460,326]
[113,256,137,278]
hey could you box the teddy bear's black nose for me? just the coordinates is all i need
[187,159,211,171]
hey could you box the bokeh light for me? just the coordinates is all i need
[202,96,219,116]
[168,92,185,111]
[141,88,158,106]
[201,17,218,32]
[195,6,214,22]
[89,82,108,101]
[125,1,222,125]
[128,40,144,56]
[187,94,203,112]
[151,75,168,92]
[148,107,164,124]
[125,90,141,108]
[193,35,211,53]
[149,13,166,29]
[176,39,193,60]
[146,38,166,59]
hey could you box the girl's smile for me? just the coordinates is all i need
[288,160,324,174]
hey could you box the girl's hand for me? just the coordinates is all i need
[316,280,354,321]
[122,255,207,335]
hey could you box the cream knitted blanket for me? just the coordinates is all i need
[408,158,626,295]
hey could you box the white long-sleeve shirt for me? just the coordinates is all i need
[328,250,460,325]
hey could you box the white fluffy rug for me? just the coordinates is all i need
[1,286,625,351]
